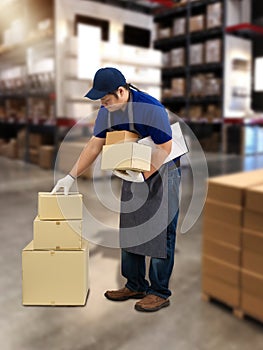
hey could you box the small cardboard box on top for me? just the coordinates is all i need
[38,192,82,220]
[105,130,138,145]
[22,239,89,306]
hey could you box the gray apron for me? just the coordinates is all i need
[108,98,169,258]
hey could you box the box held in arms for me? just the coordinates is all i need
[33,216,82,250]
[38,192,83,220]
[22,240,89,306]
[101,142,151,171]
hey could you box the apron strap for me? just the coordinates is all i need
[107,91,142,138]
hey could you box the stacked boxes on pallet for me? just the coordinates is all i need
[202,169,263,313]
[242,185,263,322]
[22,192,89,306]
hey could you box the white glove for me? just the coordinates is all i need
[51,174,75,195]
[113,170,144,183]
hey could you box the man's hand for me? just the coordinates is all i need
[51,174,75,195]
[113,170,144,183]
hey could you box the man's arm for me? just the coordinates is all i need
[143,139,172,180]
[69,136,105,178]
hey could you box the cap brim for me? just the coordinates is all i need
[84,88,108,100]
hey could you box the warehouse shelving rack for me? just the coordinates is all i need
[0,0,57,164]
[153,0,226,152]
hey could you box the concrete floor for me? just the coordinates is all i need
[0,153,263,350]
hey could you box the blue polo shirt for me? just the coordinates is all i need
[93,89,172,145]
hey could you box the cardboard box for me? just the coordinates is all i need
[242,250,263,276]
[105,131,138,145]
[158,27,171,39]
[6,139,18,159]
[205,39,221,63]
[39,145,54,169]
[203,239,240,266]
[33,216,82,250]
[22,240,89,305]
[29,133,43,149]
[205,74,221,96]
[101,143,151,171]
[203,218,241,246]
[244,210,263,232]
[190,44,204,65]
[190,75,206,96]
[245,184,263,213]
[241,292,263,322]
[38,192,83,220]
[202,275,240,307]
[29,148,39,164]
[170,48,185,67]
[207,3,222,29]
[189,105,203,121]
[243,228,263,254]
[171,78,185,96]
[204,199,243,226]
[207,169,263,206]
[241,269,263,299]
[189,15,205,32]
[202,255,240,286]
[241,270,263,323]
[173,18,186,36]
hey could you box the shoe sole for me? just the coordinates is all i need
[134,300,170,312]
[104,292,146,302]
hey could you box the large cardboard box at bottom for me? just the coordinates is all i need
[22,240,89,306]
[38,192,83,220]
[101,143,151,171]
[33,216,82,250]
[241,269,263,322]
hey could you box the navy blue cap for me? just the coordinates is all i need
[85,67,126,100]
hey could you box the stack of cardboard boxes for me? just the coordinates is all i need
[202,169,263,322]
[22,192,89,306]
[101,131,151,172]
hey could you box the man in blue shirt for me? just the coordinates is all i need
[52,67,181,312]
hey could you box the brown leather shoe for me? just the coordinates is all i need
[104,287,146,301]
[135,294,170,312]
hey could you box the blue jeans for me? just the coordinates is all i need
[121,166,181,299]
